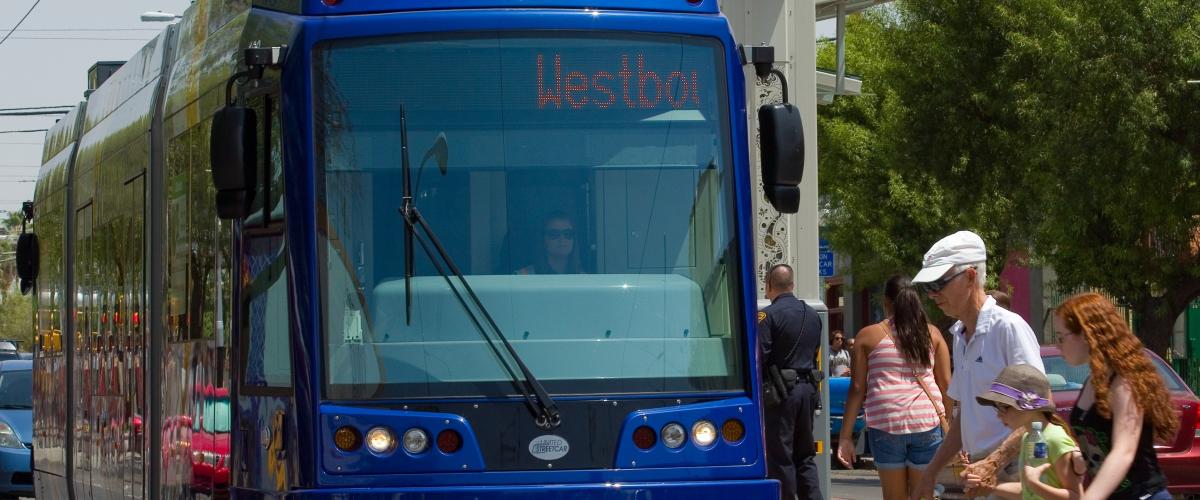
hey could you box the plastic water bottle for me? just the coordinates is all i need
[1028,421,1048,466]
[1026,421,1049,489]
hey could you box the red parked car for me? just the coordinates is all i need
[1040,346,1200,496]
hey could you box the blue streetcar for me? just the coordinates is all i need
[23,0,804,497]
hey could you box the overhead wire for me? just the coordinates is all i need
[8,36,155,41]
[0,0,43,50]
[0,106,73,112]
[12,28,159,32]
[0,109,69,116]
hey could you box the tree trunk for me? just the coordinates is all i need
[1134,301,1177,357]
[1132,277,1200,357]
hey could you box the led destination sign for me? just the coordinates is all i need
[536,53,702,111]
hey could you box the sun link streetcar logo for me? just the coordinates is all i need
[528,435,570,461]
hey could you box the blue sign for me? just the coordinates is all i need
[819,250,835,278]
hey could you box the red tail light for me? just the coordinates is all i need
[1194,404,1200,439]
[632,425,656,449]
[437,430,462,454]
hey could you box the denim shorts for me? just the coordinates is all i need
[866,426,943,470]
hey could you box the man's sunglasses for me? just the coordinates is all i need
[545,229,575,240]
[918,268,968,293]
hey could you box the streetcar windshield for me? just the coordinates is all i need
[315,32,744,399]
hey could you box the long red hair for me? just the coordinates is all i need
[1057,293,1178,442]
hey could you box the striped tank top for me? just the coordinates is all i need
[863,332,943,434]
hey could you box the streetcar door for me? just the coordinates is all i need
[233,90,298,494]
[71,201,94,499]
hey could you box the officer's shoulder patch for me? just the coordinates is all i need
[757,311,767,323]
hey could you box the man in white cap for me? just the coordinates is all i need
[909,231,1044,500]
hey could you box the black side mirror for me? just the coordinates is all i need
[758,103,805,213]
[16,232,38,295]
[210,105,258,219]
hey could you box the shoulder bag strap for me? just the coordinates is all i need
[880,323,949,431]
[883,323,971,466]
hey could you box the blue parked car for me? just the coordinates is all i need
[829,375,866,464]
[0,360,32,498]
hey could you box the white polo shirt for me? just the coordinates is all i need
[946,296,1045,456]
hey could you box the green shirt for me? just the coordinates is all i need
[1019,422,1078,500]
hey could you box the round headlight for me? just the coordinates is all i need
[365,427,396,454]
[661,423,686,449]
[402,428,429,454]
[692,420,717,447]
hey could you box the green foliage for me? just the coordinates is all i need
[2,212,21,232]
[818,0,1200,350]
[0,292,32,351]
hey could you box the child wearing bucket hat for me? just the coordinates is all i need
[965,364,1085,500]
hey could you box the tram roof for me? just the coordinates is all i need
[254,0,720,16]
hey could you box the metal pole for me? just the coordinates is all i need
[835,2,846,96]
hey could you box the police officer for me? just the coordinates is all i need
[758,264,823,500]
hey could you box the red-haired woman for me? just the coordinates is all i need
[1053,293,1179,500]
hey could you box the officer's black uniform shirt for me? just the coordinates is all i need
[757,292,821,373]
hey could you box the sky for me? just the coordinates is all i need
[0,2,836,218]
[0,0,193,216]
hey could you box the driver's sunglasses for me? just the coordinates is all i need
[545,229,575,240]
[919,268,968,294]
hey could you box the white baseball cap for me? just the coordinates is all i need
[912,230,987,284]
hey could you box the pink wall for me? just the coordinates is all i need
[998,252,1032,324]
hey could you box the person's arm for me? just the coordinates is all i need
[1080,377,1142,500]
[757,313,773,366]
[963,428,1022,496]
[836,330,871,468]
[1024,449,1084,500]
[988,482,1023,500]
[930,326,951,411]
[910,410,964,500]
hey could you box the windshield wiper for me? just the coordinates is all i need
[397,106,561,431]
[0,404,31,409]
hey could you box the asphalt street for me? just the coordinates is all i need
[831,468,884,500]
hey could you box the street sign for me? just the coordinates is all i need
[819,250,834,277]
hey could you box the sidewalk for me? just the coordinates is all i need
[830,459,970,500]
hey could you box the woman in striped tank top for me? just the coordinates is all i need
[836,275,952,500]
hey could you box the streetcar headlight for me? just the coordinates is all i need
[692,420,717,448]
[365,427,396,454]
[661,423,686,449]
[402,428,429,454]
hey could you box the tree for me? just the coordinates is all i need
[818,0,1200,353]
[0,292,32,350]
